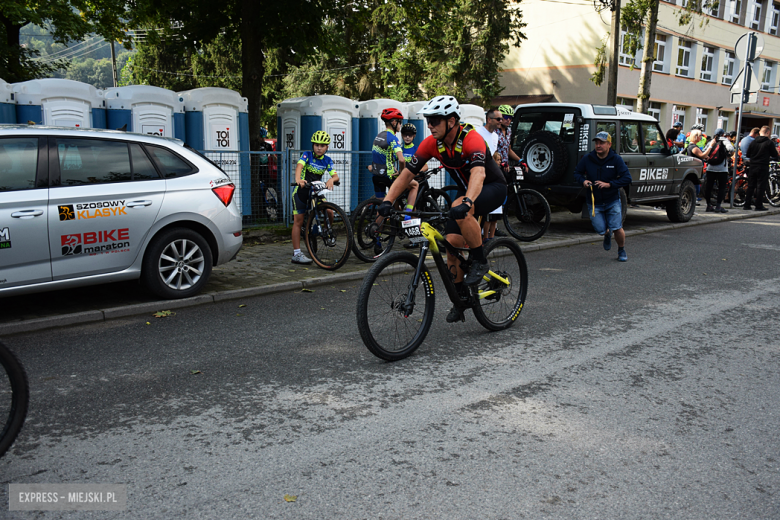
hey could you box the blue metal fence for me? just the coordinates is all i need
[202,149,451,227]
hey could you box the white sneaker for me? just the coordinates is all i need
[291,252,313,265]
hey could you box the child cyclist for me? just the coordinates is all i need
[291,131,339,265]
[399,123,427,173]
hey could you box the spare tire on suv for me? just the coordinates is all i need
[518,131,568,185]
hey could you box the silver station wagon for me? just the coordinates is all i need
[0,126,242,299]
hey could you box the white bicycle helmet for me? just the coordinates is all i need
[418,96,461,118]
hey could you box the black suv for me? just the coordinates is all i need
[510,103,703,222]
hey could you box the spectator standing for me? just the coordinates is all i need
[744,125,778,211]
[703,128,734,213]
[477,109,503,242]
[740,127,760,159]
[573,131,633,262]
[495,105,521,173]
[666,121,682,148]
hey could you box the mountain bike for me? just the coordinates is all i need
[351,167,452,262]
[356,209,528,361]
[0,340,29,457]
[767,162,780,207]
[291,180,353,270]
[502,166,551,241]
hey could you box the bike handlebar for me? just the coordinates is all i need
[290,180,341,187]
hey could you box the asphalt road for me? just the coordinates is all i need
[1,214,779,518]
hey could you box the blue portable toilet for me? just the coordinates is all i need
[12,78,105,128]
[179,87,250,216]
[0,79,15,124]
[357,99,409,201]
[104,85,185,138]
[277,95,360,211]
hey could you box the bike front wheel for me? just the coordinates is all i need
[356,252,435,361]
[0,341,29,457]
[503,188,551,242]
[471,238,529,331]
[305,201,353,270]
[767,174,780,207]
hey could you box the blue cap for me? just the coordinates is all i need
[592,131,612,143]
[714,128,725,137]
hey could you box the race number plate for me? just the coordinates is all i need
[514,166,524,180]
[401,218,427,244]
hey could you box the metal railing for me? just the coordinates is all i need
[201,149,454,227]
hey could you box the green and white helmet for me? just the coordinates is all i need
[498,105,514,116]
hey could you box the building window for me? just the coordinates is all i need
[619,28,640,66]
[653,34,668,73]
[676,40,693,77]
[676,0,690,6]
[616,97,635,111]
[774,123,780,136]
[701,46,716,81]
[761,61,775,91]
[722,51,736,85]
[718,111,730,131]
[648,102,662,121]
[696,108,709,132]
[729,0,743,23]
[749,0,762,29]
[673,105,687,130]
[769,4,780,35]
[704,0,720,16]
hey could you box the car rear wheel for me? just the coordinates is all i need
[142,228,213,299]
[518,131,568,185]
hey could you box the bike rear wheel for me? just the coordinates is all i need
[0,341,29,457]
[503,188,551,242]
[471,238,528,331]
[356,252,435,361]
[350,198,399,262]
[767,173,780,207]
[305,201,353,270]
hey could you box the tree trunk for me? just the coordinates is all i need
[1,15,25,82]
[241,0,265,151]
[607,1,621,105]
[636,0,659,114]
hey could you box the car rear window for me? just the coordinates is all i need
[512,112,577,153]
[56,138,132,185]
[0,137,38,191]
[144,145,197,178]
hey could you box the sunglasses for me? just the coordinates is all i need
[490,116,502,121]
[502,115,513,121]
[425,116,444,127]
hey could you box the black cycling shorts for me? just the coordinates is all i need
[371,174,394,193]
[444,182,506,236]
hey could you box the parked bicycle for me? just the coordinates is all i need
[356,209,528,361]
[351,166,452,262]
[290,180,353,270]
[502,165,551,241]
[0,340,29,457]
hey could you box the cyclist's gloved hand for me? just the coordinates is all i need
[377,201,393,217]
[449,202,471,220]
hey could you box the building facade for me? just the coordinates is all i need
[499,0,780,137]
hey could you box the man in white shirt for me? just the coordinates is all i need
[476,108,501,156]
[477,108,504,242]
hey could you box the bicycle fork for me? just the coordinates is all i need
[402,244,430,317]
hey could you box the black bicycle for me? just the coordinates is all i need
[356,209,528,361]
[351,167,452,262]
[0,340,29,457]
[291,180,353,270]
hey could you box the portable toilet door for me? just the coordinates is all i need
[461,104,486,129]
[13,78,104,128]
[357,100,409,202]
[276,95,359,211]
[104,85,184,138]
[180,87,250,217]
[0,79,15,124]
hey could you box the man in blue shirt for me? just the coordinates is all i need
[573,131,633,262]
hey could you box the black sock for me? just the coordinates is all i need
[471,246,486,263]
[618,246,625,252]
[454,281,466,297]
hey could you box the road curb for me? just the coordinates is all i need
[2,207,777,336]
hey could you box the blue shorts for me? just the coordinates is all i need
[587,198,622,235]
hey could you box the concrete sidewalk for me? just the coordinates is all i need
[2,204,778,335]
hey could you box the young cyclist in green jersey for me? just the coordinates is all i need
[291,131,339,264]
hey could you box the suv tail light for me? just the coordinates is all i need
[212,183,235,207]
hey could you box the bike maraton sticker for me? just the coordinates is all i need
[0,227,11,249]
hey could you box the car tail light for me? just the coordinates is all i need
[213,184,235,206]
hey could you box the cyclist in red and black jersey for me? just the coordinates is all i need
[378,96,507,323]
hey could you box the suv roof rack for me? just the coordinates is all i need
[591,105,617,115]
